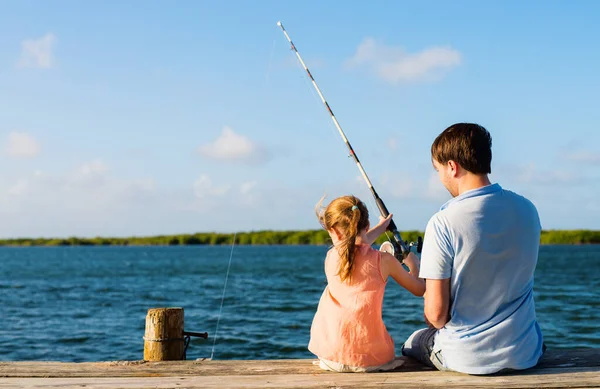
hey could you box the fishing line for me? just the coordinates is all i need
[288,38,361,209]
[277,21,417,259]
[285,27,380,235]
[287,39,383,219]
[266,37,277,84]
[210,232,236,360]
[293,57,350,159]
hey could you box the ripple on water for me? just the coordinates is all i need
[58,336,90,344]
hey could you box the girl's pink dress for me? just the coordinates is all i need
[308,243,395,367]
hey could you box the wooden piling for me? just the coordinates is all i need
[143,307,184,361]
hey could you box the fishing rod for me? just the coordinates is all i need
[277,21,421,259]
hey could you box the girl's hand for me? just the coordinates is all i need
[366,214,394,245]
[376,214,393,230]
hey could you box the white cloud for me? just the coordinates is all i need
[425,172,449,200]
[198,126,270,164]
[346,38,461,84]
[564,150,600,164]
[187,176,270,216]
[514,163,582,186]
[17,33,56,69]
[3,161,155,202]
[73,159,109,178]
[239,180,258,206]
[0,161,159,237]
[0,160,355,237]
[240,181,257,195]
[7,179,29,196]
[62,159,111,191]
[387,137,397,151]
[380,173,412,198]
[193,175,230,199]
[4,131,41,158]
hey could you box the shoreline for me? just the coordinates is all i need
[0,229,599,247]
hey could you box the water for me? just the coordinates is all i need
[0,245,598,362]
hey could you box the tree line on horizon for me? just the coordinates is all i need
[0,229,598,247]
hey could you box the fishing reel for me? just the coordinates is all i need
[379,236,423,262]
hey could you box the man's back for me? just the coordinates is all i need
[421,183,544,374]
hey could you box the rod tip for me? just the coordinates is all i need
[276,21,282,26]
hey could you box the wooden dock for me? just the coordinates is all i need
[0,348,598,388]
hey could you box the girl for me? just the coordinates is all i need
[309,195,425,373]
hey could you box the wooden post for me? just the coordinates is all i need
[144,307,185,361]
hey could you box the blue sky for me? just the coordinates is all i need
[1,1,599,238]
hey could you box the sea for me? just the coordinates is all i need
[0,244,598,362]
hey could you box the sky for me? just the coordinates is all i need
[1,1,599,238]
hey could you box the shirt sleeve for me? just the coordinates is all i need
[419,214,454,280]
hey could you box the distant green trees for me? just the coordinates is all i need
[373,230,423,246]
[540,230,600,245]
[0,229,598,247]
[0,230,330,247]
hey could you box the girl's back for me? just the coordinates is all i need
[308,243,394,367]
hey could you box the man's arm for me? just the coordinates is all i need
[424,278,451,329]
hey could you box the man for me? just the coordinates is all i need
[402,123,544,374]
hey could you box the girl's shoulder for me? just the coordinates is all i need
[324,247,340,271]
[325,246,339,261]
[355,243,379,260]
[355,244,383,270]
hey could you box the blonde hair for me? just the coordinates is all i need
[316,195,369,282]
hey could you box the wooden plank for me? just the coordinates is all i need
[2,368,600,389]
[0,349,598,378]
[0,349,598,388]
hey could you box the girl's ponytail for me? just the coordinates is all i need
[316,196,369,282]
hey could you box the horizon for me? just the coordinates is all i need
[1,228,598,242]
[1,1,599,238]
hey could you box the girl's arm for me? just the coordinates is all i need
[402,252,421,278]
[381,252,425,296]
[365,214,393,245]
